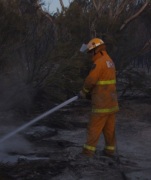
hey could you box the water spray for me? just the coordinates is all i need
[0,96,78,144]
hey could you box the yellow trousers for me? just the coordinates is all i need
[83,113,116,156]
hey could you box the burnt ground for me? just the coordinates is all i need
[0,98,151,180]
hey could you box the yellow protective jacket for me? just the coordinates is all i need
[83,51,119,114]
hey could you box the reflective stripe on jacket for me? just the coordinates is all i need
[96,79,116,85]
[83,51,119,114]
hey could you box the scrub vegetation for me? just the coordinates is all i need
[0,1,151,179]
[0,0,151,116]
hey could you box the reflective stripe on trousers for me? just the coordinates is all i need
[105,145,115,151]
[92,106,119,113]
[83,144,96,151]
[96,79,116,85]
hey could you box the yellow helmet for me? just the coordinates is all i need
[80,38,104,53]
[87,38,104,51]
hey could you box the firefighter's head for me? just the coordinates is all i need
[80,38,106,56]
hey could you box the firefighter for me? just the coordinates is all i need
[79,38,119,157]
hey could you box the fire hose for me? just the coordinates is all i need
[0,96,78,144]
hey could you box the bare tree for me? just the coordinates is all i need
[59,0,65,12]
[91,0,150,31]
[120,1,149,31]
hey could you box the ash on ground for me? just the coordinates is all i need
[0,98,151,180]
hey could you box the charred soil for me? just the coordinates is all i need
[0,98,151,180]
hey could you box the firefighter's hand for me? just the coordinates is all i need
[78,90,86,99]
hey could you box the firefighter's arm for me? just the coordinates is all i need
[79,62,101,98]
[83,62,100,91]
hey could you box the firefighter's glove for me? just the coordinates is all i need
[78,90,86,99]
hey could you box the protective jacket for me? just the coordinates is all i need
[82,51,119,114]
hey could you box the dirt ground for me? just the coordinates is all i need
[0,97,151,180]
